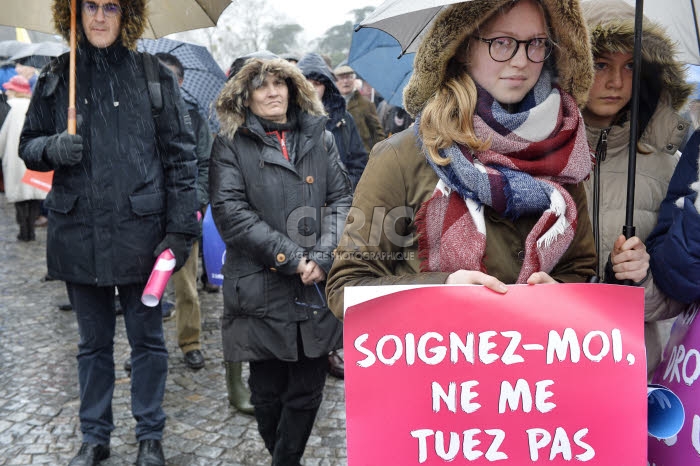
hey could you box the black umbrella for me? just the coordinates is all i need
[138,38,226,133]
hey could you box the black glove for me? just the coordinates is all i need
[154,233,192,272]
[44,130,83,168]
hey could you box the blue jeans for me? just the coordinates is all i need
[67,282,168,445]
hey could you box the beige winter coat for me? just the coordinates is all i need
[582,0,693,378]
[0,97,47,203]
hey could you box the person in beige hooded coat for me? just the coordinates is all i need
[581,0,693,379]
[326,0,598,317]
[0,76,46,242]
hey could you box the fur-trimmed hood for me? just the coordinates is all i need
[582,0,693,112]
[216,58,326,139]
[52,0,147,51]
[403,0,594,117]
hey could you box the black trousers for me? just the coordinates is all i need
[249,337,329,466]
[66,282,168,444]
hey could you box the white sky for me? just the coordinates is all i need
[252,0,383,42]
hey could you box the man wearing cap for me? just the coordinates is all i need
[334,64,386,153]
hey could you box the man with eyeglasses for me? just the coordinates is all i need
[333,64,386,154]
[19,1,198,466]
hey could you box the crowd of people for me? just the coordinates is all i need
[2,0,700,465]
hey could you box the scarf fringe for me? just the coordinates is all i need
[537,190,568,249]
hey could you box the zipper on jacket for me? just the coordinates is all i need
[267,130,289,161]
[592,128,609,276]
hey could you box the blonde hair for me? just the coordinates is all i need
[420,71,491,165]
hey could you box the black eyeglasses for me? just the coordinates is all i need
[82,1,122,18]
[294,283,327,310]
[474,36,552,63]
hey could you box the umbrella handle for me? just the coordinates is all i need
[624,0,645,236]
[620,0,645,287]
[68,0,77,135]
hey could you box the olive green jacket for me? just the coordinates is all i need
[326,129,598,319]
[346,90,386,153]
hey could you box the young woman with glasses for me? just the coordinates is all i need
[326,0,598,317]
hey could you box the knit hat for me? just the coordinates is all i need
[2,75,31,95]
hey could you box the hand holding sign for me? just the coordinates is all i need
[445,270,508,293]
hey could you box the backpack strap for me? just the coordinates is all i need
[141,52,163,119]
[40,53,70,98]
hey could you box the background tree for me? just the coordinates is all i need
[266,24,304,56]
[170,3,380,72]
[314,6,375,68]
[171,0,284,70]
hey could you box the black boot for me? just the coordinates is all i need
[68,442,110,466]
[135,439,165,466]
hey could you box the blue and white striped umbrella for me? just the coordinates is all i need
[138,38,226,133]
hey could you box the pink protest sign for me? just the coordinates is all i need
[343,284,646,465]
[649,303,700,464]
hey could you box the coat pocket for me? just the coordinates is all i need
[129,191,165,216]
[223,270,267,319]
[44,192,78,214]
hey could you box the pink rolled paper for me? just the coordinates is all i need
[141,248,176,307]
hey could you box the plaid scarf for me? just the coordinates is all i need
[415,70,591,283]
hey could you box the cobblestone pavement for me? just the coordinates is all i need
[0,195,348,465]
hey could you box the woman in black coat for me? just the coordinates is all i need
[209,58,352,465]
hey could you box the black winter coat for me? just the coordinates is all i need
[19,43,199,286]
[330,111,367,189]
[297,53,368,189]
[209,110,352,362]
[187,103,212,209]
